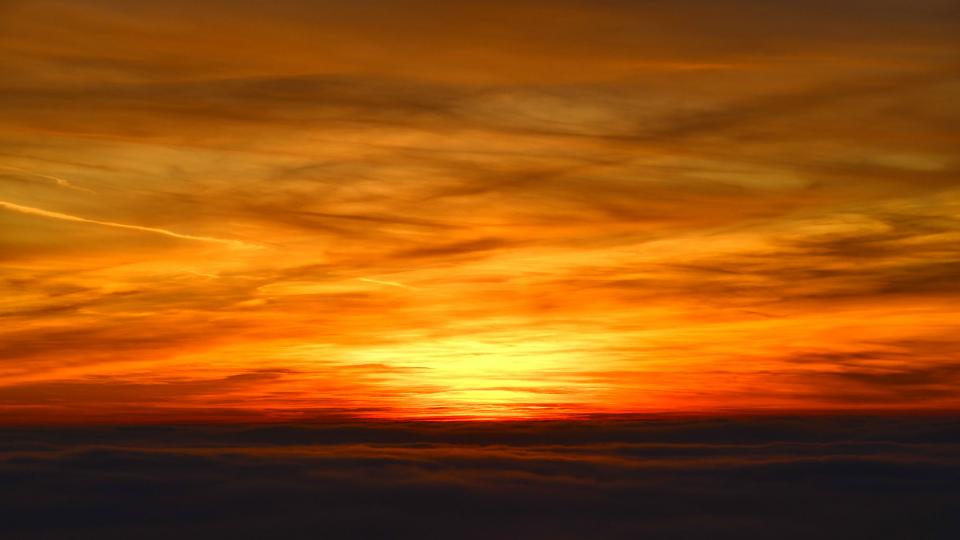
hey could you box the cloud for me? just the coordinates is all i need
[0,165,94,192]
[780,337,960,404]
[357,277,417,290]
[391,238,514,260]
[0,200,258,248]
[1,416,959,539]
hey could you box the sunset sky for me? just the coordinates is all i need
[2,0,959,423]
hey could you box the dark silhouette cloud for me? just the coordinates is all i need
[1,416,959,539]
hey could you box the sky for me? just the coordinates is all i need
[1,0,960,422]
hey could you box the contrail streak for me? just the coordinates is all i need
[0,200,258,249]
[358,277,418,290]
[0,166,95,193]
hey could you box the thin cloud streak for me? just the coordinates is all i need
[0,165,95,193]
[358,277,418,290]
[0,200,259,249]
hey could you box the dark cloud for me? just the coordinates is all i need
[781,339,960,404]
[392,237,514,259]
[0,370,291,405]
[1,416,959,539]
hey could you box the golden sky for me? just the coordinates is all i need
[1,0,959,422]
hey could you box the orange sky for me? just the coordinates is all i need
[1,0,959,422]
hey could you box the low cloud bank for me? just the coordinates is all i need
[2,415,958,539]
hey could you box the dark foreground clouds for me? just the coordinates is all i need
[2,416,959,539]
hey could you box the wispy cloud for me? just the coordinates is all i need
[0,165,95,193]
[0,200,258,249]
[357,277,418,290]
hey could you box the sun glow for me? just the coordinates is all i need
[342,329,600,418]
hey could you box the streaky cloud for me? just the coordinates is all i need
[0,200,259,249]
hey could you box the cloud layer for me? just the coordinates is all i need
[2,416,959,539]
